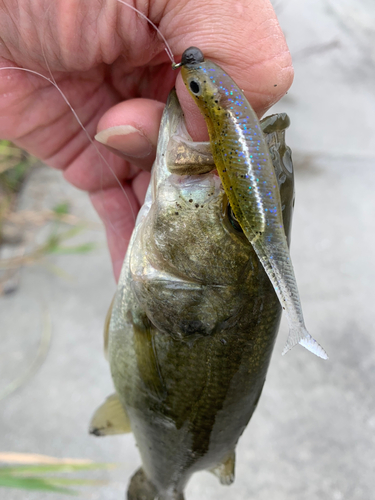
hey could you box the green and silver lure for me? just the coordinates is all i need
[179,47,327,359]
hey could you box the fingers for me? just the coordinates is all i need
[95,98,165,172]
[160,0,294,140]
[86,98,161,281]
[0,60,129,192]
[77,100,160,280]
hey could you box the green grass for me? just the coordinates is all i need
[0,461,114,495]
[0,142,97,275]
[0,140,36,248]
[0,140,34,193]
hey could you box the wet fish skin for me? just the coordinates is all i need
[104,90,295,500]
[180,47,327,359]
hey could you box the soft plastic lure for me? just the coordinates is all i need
[179,47,327,359]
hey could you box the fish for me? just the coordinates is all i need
[179,47,328,360]
[90,77,301,499]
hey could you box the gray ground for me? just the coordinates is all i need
[1,0,374,499]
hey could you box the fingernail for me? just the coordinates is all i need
[95,125,153,158]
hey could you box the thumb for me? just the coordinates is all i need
[161,0,293,140]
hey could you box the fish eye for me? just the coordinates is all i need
[228,204,243,232]
[189,80,201,95]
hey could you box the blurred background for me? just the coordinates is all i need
[1,0,374,498]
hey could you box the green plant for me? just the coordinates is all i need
[0,140,34,193]
[0,460,114,495]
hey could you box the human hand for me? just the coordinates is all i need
[0,0,293,280]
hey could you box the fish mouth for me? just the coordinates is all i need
[163,92,233,213]
[162,90,293,242]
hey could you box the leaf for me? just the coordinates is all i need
[0,475,76,494]
[42,263,74,280]
[53,202,70,215]
[0,463,114,475]
[0,160,31,192]
[55,225,86,241]
[0,140,17,154]
[48,242,97,255]
[0,452,93,465]
[39,478,106,486]
[0,461,114,495]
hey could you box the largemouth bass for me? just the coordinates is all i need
[90,83,299,499]
[180,47,327,360]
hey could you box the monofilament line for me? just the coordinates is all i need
[116,0,176,65]
[0,66,136,224]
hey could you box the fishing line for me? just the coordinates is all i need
[40,1,137,236]
[0,0,181,229]
[0,308,51,402]
[0,65,137,226]
[116,0,177,65]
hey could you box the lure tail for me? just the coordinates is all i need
[282,327,328,359]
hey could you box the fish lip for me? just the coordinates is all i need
[159,90,250,241]
[159,89,221,187]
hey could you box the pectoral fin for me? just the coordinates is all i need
[133,319,166,400]
[89,394,131,436]
[210,451,235,485]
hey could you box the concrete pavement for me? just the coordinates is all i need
[1,1,374,498]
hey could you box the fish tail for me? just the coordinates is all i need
[127,468,184,500]
[282,327,328,360]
